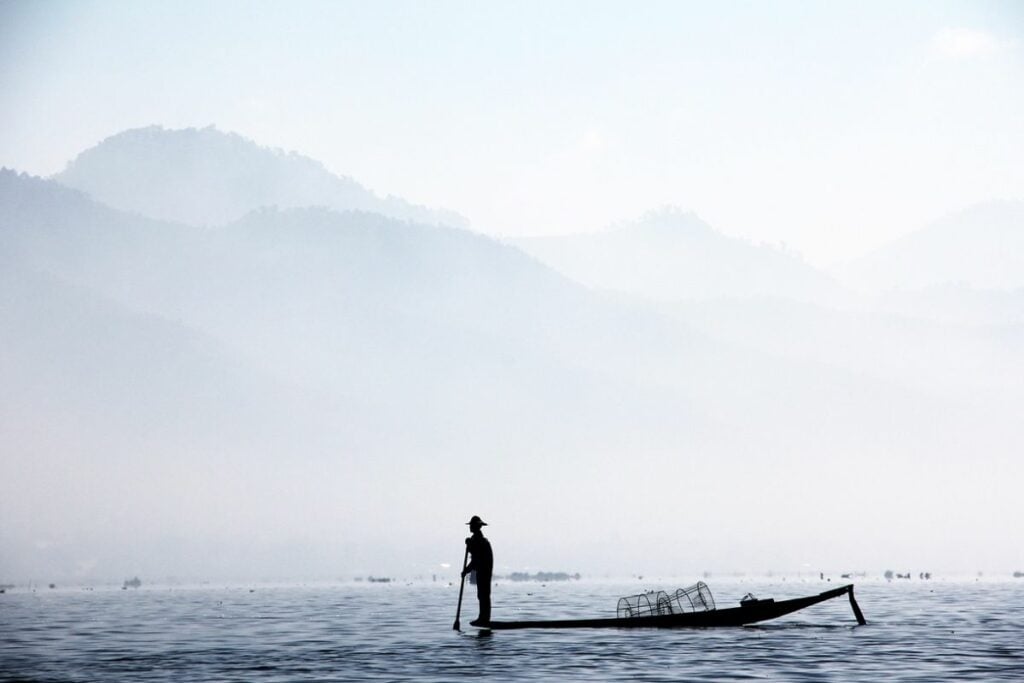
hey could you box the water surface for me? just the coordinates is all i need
[2,579,1021,681]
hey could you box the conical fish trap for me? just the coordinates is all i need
[616,581,715,619]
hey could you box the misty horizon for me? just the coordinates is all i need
[2,2,1023,589]
[3,124,1022,585]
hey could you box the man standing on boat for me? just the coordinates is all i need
[462,515,493,626]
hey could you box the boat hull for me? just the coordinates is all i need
[486,584,863,630]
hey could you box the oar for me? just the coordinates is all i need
[848,585,867,625]
[453,546,469,631]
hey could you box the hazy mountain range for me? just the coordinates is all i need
[56,125,469,229]
[835,201,1024,293]
[514,203,1024,326]
[514,209,848,305]
[1,126,1020,581]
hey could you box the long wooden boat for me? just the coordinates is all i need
[485,584,866,630]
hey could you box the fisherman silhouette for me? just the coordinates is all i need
[462,515,493,626]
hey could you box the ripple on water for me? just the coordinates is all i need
[1,581,1023,681]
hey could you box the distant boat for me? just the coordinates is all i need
[483,582,866,630]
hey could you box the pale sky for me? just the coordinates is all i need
[1,0,1022,266]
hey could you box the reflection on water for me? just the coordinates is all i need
[1,580,1022,681]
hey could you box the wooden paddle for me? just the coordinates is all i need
[848,585,867,625]
[453,545,469,630]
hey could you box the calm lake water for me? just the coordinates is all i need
[2,578,1022,681]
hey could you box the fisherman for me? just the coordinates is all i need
[462,515,493,626]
